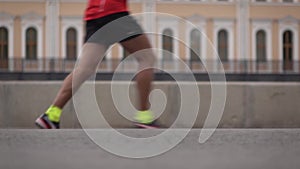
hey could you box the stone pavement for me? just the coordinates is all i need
[1,129,300,169]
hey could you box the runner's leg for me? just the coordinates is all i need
[120,34,155,111]
[52,43,108,108]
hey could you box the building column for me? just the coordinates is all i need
[237,0,250,71]
[142,0,156,46]
[46,0,59,59]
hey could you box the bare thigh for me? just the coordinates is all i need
[76,43,108,70]
[120,34,152,53]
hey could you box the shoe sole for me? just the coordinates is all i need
[134,123,159,129]
[35,118,50,129]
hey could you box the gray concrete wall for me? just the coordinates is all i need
[0,81,299,128]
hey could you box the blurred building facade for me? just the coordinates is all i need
[0,0,299,73]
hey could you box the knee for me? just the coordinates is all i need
[135,50,156,68]
[74,67,96,80]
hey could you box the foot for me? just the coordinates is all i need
[35,114,60,129]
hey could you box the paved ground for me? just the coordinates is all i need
[1,129,300,169]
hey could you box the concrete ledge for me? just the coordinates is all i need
[0,81,300,128]
[1,129,300,169]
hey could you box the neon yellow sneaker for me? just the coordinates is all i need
[134,110,159,129]
[35,114,60,129]
[35,105,62,129]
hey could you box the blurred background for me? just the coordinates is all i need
[0,0,299,77]
[1,1,300,168]
[0,0,299,129]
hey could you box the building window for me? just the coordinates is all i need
[162,28,173,61]
[0,27,8,60]
[256,30,267,62]
[283,30,293,70]
[66,28,77,60]
[217,29,228,61]
[0,27,8,69]
[190,29,201,62]
[26,27,37,60]
[122,48,130,60]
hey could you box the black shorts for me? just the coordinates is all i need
[85,12,144,46]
